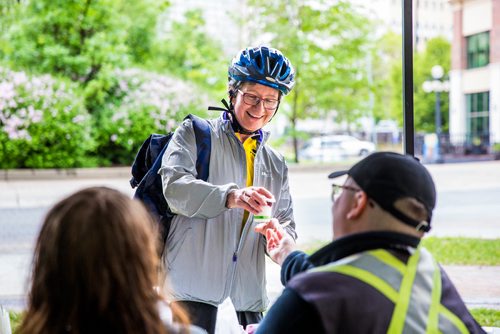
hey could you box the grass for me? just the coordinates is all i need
[9,310,22,334]
[299,237,500,266]
[421,237,500,266]
[470,308,500,327]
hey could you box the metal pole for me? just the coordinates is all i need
[402,0,414,156]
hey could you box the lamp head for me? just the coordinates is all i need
[431,65,444,80]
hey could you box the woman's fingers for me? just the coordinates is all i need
[243,186,275,208]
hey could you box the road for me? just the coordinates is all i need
[1,160,499,311]
[290,160,500,240]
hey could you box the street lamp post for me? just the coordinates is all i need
[422,65,449,163]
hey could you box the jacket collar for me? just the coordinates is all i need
[308,231,421,267]
[219,111,269,144]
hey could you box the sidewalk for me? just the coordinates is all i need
[442,265,500,309]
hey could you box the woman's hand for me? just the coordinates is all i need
[226,186,275,215]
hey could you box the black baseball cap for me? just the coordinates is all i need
[328,152,436,232]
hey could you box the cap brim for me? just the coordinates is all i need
[328,170,348,179]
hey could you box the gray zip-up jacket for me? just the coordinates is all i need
[158,113,296,312]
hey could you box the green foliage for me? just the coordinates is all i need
[0,67,95,168]
[91,68,211,166]
[388,37,451,133]
[2,0,169,84]
[245,0,374,161]
[470,308,500,327]
[421,237,500,266]
[82,66,121,114]
[9,310,22,334]
[414,37,451,133]
[151,9,227,98]
[389,57,403,124]
[0,1,21,62]
[0,1,21,29]
[117,0,170,64]
[3,0,131,82]
[370,31,402,122]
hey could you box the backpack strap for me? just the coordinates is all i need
[187,114,211,181]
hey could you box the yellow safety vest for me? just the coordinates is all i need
[311,247,469,334]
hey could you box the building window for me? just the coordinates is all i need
[466,92,490,145]
[466,31,490,69]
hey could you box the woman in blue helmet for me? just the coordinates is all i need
[159,46,297,333]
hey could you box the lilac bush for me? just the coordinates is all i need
[94,68,211,165]
[0,66,216,168]
[0,67,94,168]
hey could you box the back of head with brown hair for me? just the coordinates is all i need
[20,187,188,334]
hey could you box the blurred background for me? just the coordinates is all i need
[1,0,498,168]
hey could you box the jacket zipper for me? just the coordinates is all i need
[226,140,265,298]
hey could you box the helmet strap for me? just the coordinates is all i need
[209,98,258,135]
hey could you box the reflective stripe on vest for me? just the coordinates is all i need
[311,247,469,334]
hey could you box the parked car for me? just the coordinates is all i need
[298,135,376,162]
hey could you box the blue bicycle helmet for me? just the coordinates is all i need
[228,46,295,95]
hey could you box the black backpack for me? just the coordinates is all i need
[130,114,211,256]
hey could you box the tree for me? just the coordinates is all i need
[151,9,228,99]
[3,0,126,82]
[2,0,167,83]
[370,31,402,123]
[245,0,374,162]
[119,0,170,64]
[0,0,23,61]
[388,36,450,133]
[414,37,451,133]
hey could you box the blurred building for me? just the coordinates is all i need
[352,0,453,50]
[449,0,500,152]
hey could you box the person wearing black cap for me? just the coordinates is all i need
[254,152,484,333]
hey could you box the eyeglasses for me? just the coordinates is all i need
[331,184,362,201]
[237,89,279,110]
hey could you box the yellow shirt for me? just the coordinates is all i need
[236,134,257,226]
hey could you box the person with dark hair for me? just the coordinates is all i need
[20,187,205,334]
[159,46,297,333]
[254,152,485,333]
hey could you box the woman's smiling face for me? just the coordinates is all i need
[231,82,280,133]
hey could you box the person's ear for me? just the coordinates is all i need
[346,191,369,220]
